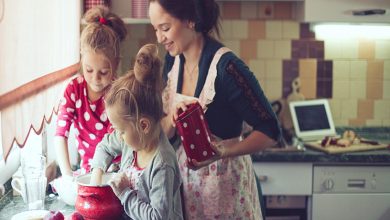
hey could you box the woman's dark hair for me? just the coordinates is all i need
[149,0,220,37]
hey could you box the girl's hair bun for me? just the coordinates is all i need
[133,44,162,88]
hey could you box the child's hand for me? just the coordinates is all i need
[108,172,131,197]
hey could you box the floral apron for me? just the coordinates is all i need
[162,47,262,220]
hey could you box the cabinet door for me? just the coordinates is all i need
[296,0,390,23]
[253,163,312,195]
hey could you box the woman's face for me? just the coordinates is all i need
[82,51,116,94]
[149,1,195,56]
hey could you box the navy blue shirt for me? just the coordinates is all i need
[163,37,281,141]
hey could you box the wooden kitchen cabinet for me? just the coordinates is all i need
[296,0,390,23]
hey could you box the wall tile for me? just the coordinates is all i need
[357,99,374,119]
[249,60,266,81]
[241,2,258,19]
[300,78,317,99]
[349,80,366,99]
[266,21,282,39]
[366,81,383,99]
[384,60,390,80]
[366,60,384,81]
[374,100,390,120]
[382,119,390,126]
[274,2,293,20]
[317,79,332,98]
[341,39,359,59]
[329,99,342,119]
[222,2,241,19]
[350,60,367,80]
[257,40,274,58]
[248,20,266,40]
[366,119,383,126]
[341,99,358,120]
[258,2,274,19]
[274,40,291,59]
[333,60,350,80]
[333,81,350,99]
[384,80,390,99]
[231,20,248,39]
[222,40,241,55]
[334,118,349,126]
[324,40,342,59]
[265,80,283,100]
[375,40,390,59]
[299,59,317,78]
[282,21,299,39]
[349,119,366,126]
[220,20,233,39]
[358,39,375,59]
[240,39,257,59]
[300,23,315,39]
[266,60,282,80]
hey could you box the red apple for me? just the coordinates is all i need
[65,211,84,220]
[43,210,65,220]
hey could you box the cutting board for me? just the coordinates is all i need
[305,141,389,154]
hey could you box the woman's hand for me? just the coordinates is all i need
[187,141,226,170]
[172,99,199,123]
[108,172,131,197]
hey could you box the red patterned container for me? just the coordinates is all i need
[131,0,148,18]
[175,102,216,166]
[76,173,123,220]
[84,0,111,13]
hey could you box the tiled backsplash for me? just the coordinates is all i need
[119,1,390,127]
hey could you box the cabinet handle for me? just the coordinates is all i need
[258,175,268,182]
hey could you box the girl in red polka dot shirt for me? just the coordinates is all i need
[55,6,127,177]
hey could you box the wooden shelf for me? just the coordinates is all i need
[81,18,150,25]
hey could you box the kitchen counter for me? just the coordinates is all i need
[0,193,74,220]
[252,127,390,164]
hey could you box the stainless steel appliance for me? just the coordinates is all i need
[312,166,390,220]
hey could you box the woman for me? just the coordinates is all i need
[149,0,281,219]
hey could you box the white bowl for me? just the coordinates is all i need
[51,176,77,206]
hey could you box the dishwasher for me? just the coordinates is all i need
[312,165,390,220]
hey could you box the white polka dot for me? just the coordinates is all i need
[82,141,89,148]
[89,134,96,140]
[203,151,208,156]
[78,149,85,156]
[84,112,90,121]
[75,100,82,108]
[65,131,69,138]
[200,115,204,120]
[180,136,184,141]
[79,122,84,130]
[100,112,107,122]
[70,93,76,102]
[90,104,96,112]
[195,129,200,135]
[183,122,188,128]
[207,136,211,142]
[95,123,103,130]
[188,158,191,162]
[84,89,87,96]
[58,120,67,127]
[70,81,74,85]
[61,99,67,105]
[190,144,195,150]
[212,152,215,156]
[66,108,74,113]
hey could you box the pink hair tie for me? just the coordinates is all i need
[99,17,108,25]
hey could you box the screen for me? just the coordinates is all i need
[295,104,331,131]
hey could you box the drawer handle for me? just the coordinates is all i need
[257,175,268,182]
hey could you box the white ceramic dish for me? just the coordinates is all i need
[11,209,49,220]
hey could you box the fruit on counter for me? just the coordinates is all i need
[43,211,65,220]
[65,211,84,220]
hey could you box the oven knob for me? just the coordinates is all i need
[323,179,334,191]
